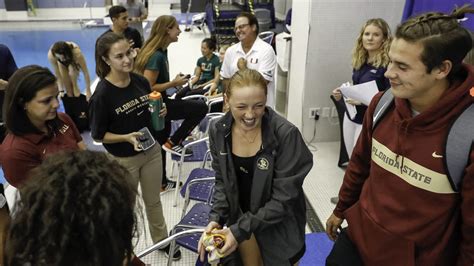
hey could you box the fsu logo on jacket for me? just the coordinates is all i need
[257,157,269,170]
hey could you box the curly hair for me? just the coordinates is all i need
[352,18,392,70]
[4,150,138,266]
[395,4,474,80]
[134,15,177,74]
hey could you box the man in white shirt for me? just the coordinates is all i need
[220,12,277,108]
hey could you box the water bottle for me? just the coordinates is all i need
[149,91,165,131]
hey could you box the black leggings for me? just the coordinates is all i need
[164,97,207,145]
[155,97,208,183]
[175,79,210,99]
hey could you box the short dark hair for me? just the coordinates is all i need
[3,65,60,136]
[463,31,474,65]
[5,150,138,266]
[109,5,127,19]
[395,4,474,80]
[237,12,259,34]
[95,32,127,79]
[202,37,217,51]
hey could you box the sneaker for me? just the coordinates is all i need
[160,179,183,193]
[162,140,193,157]
[159,244,181,261]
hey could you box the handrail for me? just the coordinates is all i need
[136,228,205,259]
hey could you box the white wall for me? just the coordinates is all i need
[287,0,404,142]
[286,0,311,130]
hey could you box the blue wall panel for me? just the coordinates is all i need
[402,0,474,30]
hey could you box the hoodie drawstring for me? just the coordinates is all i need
[396,119,411,173]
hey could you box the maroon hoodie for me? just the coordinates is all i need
[334,64,474,266]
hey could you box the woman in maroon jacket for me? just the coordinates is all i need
[0,65,85,188]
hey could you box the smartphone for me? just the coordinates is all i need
[137,127,156,151]
[181,74,191,79]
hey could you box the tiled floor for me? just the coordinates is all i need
[1,5,348,265]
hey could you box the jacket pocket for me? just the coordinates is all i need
[344,201,416,266]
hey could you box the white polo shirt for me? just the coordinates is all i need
[220,37,277,107]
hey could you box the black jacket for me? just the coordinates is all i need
[209,107,313,265]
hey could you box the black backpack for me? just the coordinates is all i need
[372,89,474,192]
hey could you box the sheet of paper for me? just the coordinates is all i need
[343,96,357,119]
[339,80,379,106]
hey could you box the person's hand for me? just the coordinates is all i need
[198,221,221,262]
[172,73,189,87]
[159,103,167,117]
[204,84,217,96]
[332,87,342,101]
[326,213,344,241]
[237,57,247,70]
[213,228,238,257]
[125,132,143,152]
[345,98,362,106]
[128,39,135,49]
[209,83,217,94]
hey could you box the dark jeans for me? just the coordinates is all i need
[156,97,208,185]
[326,228,362,266]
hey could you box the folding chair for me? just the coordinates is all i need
[191,12,207,34]
[259,31,275,45]
[136,228,205,260]
[168,175,215,265]
[135,167,215,264]
[208,96,224,113]
[180,170,215,219]
[168,203,212,266]
[169,113,224,206]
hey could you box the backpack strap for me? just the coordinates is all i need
[372,89,394,130]
[445,104,474,192]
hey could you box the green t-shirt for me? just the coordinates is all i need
[196,53,220,82]
[145,49,169,84]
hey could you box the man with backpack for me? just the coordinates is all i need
[326,5,474,265]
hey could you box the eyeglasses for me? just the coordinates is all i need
[234,23,249,32]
